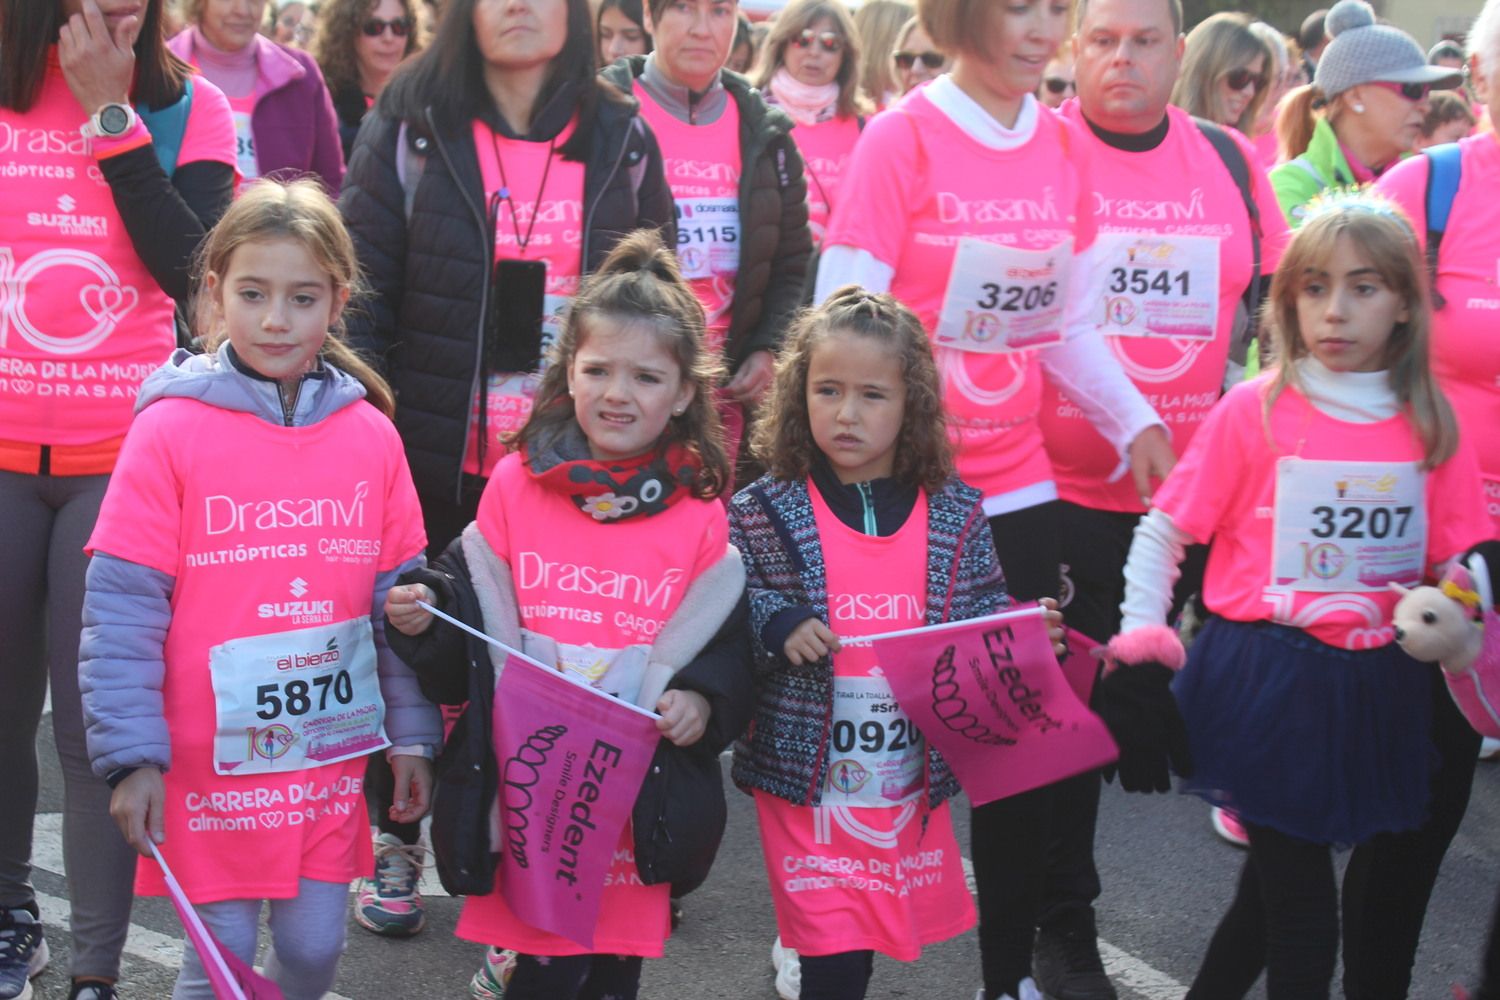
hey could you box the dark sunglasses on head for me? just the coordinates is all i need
[1223,66,1266,92]
[1044,76,1075,94]
[794,29,844,53]
[894,50,944,70]
[1369,79,1432,101]
[362,15,412,37]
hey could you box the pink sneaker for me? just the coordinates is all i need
[1211,807,1250,848]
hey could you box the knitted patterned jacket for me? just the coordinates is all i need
[727,473,1008,807]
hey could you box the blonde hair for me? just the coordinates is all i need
[754,0,872,119]
[513,230,731,498]
[1262,200,1458,468]
[753,286,953,492]
[194,179,395,419]
[853,0,913,103]
[1171,12,1277,133]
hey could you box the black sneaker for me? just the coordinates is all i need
[1033,924,1117,1000]
[69,982,120,1000]
[0,907,47,1000]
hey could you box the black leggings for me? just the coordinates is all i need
[503,953,643,1000]
[801,951,875,1000]
[971,503,1062,996]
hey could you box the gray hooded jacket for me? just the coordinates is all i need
[80,346,441,781]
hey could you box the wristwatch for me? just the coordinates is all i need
[82,102,138,140]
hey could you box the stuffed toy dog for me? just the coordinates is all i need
[1391,540,1500,739]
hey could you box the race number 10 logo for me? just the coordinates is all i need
[0,247,139,356]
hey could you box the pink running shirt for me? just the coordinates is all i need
[0,54,235,448]
[792,115,862,247]
[456,449,729,956]
[823,88,1098,501]
[1040,103,1288,513]
[1151,377,1490,649]
[86,397,426,902]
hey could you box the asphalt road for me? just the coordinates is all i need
[27,712,1500,999]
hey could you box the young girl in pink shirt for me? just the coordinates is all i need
[79,179,441,1000]
[728,288,1063,1000]
[1107,194,1491,996]
[383,230,751,1000]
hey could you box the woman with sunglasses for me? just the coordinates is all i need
[1170,12,1274,136]
[1270,0,1458,227]
[601,0,812,467]
[169,0,346,190]
[314,0,422,160]
[269,0,316,46]
[1377,3,1500,988]
[890,16,946,96]
[753,0,868,252]
[819,0,1173,995]
[596,0,651,66]
[0,1,237,998]
[1037,47,1072,109]
[338,0,672,974]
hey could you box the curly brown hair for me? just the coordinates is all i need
[753,286,952,492]
[512,230,732,499]
[313,0,422,100]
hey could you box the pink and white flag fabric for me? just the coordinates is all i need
[151,844,285,1000]
[418,601,661,947]
[869,605,1118,806]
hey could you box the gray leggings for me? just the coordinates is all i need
[0,469,135,980]
[173,879,349,1000]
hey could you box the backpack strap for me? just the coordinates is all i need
[1193,118,1263,368]
[1422,142,1463,311]
[137,76,194,179]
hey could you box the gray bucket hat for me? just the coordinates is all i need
[1315,0,1464,97]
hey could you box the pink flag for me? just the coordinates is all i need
[870,606,1118,806]
[150,845,285,1000]
[492,652,661,947]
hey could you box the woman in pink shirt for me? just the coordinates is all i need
[0,2,236,997]
[817,0,1172,994]
[753,0,870,253]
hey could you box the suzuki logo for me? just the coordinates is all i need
[56,195,75,213]
[289,577,308,597]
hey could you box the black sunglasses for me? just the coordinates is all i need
[894,50,944,70]
[1223,66,1266,92]
[1044,76,1075,94]
[794,29,844,53]
[362,15,412,37]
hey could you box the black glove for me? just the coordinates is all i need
[1094,661,1193,793]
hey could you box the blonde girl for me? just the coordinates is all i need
[1107,195,1489,997]
[81,179,440,1000]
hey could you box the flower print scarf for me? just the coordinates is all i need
[524,423,703,522]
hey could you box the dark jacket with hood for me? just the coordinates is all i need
[339,79,675,503]
[599,56,813,373]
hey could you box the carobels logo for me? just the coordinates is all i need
[1006,258,1057,281]
[258,577,334,623]
[517,553,684,611]
[272,635,340,672]
[502,724,568,869]
[205,480,369,536]
[1332,472,1398,502]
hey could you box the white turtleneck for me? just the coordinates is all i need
[1118,358,1402,634]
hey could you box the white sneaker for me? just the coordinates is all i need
[977,977,1042,1000]
[772,936,800,1000]
[1480,737,1500,761]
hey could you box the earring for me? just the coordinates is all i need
[673,406,685,416]
[1353,102,1365,113]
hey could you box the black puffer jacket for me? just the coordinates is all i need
[600,57,812,371]
[339,81,675,503]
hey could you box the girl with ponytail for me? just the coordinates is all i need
[382,229,751,1000]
